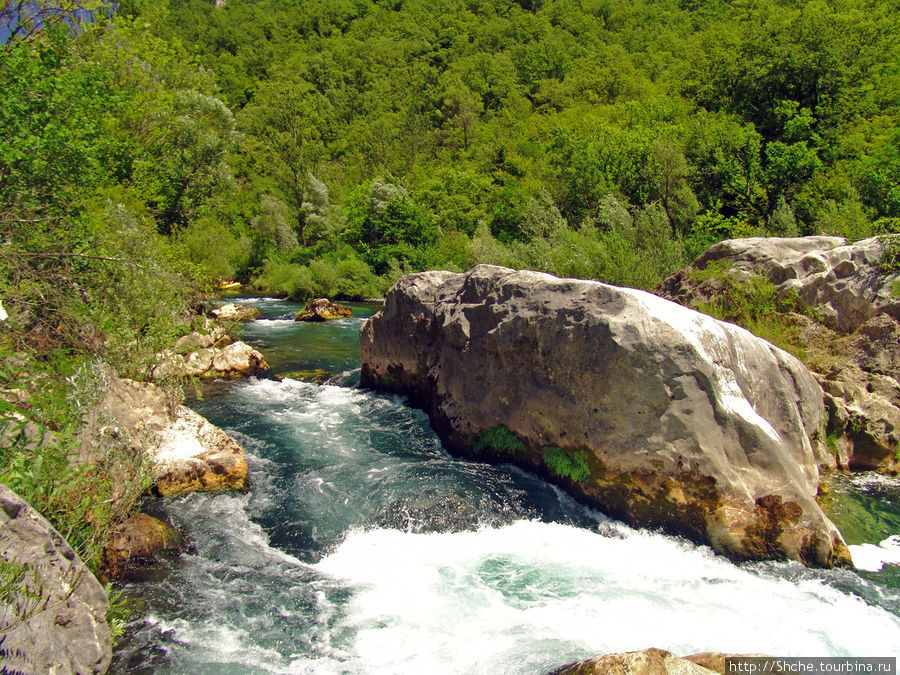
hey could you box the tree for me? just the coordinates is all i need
[239,79,333,246]
[342,179,437,275]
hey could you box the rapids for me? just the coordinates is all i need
[111,297,900,673]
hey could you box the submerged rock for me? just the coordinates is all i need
[656,236,900,474]
[296,298,352,321]
[0,484,111,674]
[211,302,261,322]
[98,374,248,496]
[360,265,850,567]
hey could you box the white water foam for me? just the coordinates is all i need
[850,535,900,572]
[314,520,900,674]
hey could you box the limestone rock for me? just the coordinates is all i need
[173,327,230,354]
[99,374,248,497]
[655,236,900,474]
[360,265,849,567]
[153,340,269,380]
[550,648,716,675]
[102,513,180,580]
[0,484,111,674]
[296,298,352,321]
[211,302,261,322]
[656,236,899,333]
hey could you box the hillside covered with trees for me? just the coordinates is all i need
[0,0,898,607]
[150,0,899,296]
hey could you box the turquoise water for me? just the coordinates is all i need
[111,297,900,673]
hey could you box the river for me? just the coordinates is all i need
[111,296,900,674]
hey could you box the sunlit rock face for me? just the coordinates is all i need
[361,264,850,567]
[656,235,900,475]
[98,374,248,497]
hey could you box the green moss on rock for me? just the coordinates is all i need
[471,425,527,455]
[544,446,591,482]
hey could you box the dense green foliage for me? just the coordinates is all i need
[0,5,225,621]
[0,0,898,632]
[129,0,899,298]
[472,425,528,455]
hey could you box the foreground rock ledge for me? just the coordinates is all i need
[550,649,769,675]
[360,265,850,567]
[0,484,111,674]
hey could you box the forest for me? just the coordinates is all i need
[0,0,898,596]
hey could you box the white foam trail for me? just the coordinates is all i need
[255,319,300,329]
[850,535,900,572]
[314,521,900,674]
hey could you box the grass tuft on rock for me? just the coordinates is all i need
[543,447,591,482]
[471,425,527,455]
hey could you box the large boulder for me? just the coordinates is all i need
[360,265,850,567]
[97,374,248,497]
[656,236,900,474]
[0,484,111,674]
[296,298,353,322]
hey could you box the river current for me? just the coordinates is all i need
[112,297,900,674]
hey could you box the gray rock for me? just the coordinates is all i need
[361,265,850,567]
[210,302,261,322]
[0,484,111,674]
[152,340,269,380]
[656,236,899,333]
[295,298,352,322]
[656,236,900,474]
[96,373,248,497]
[173,331,215,354]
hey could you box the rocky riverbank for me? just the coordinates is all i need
[0,300,266,672]
[655,235,899,475]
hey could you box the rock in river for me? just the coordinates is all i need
[360,265,850,567]
[296,298,353,321]
[98,373,249,497]
[210,302,261,322]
